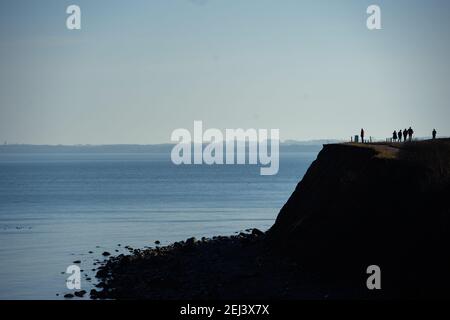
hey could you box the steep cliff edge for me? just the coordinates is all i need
[267,139,450,296]
[90,139,450,299]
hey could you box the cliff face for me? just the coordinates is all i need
[267,139,450,296]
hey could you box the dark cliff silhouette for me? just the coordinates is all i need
[91,139,450,299]
[267,139,450,298]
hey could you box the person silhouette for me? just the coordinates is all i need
[408,127,414,141]
[398,129,403,142]
[432,128,437,139]
[403,129,408,142]
[393,130,398,142]
[360,128,365,143]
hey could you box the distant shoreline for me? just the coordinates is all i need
[0,141,339,154]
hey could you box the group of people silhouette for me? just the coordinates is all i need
[392,128,438,142]
[358,127,438,144]
[392,127,414,142]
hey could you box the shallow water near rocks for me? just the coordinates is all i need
[0,151,316,299]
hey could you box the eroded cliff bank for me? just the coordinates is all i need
[91,139,450,299]
[267,139,450,296]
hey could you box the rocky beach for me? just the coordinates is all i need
[88,139,450,300]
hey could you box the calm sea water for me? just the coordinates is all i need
[0,151,317,299]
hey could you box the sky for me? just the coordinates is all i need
[0,0,449,144]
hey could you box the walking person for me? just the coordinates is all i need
[393,130,398,142]
[403,129,408,142]
[408,127,414,141]
[398,129,403,142]
[432,128,437,139]
[360,128,365,144]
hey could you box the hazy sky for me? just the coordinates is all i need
[1,0,449,144]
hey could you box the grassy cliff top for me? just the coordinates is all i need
[331,138,450,161]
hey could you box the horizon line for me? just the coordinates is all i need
[0,139,345,147]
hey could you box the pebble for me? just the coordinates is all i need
[74,290,87,297]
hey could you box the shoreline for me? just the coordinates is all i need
[89,229,331,300]
[87,139,450,300]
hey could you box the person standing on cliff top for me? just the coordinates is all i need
[433,128,437,139]
[398,129,403,142]
[360,128,365,143]
[408,127,414,141]
[403,129,408,142]
[393,130,398,142]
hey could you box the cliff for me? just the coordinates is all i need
[267,139,450,297]
[89,139,450,299]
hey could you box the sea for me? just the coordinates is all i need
[0,148,318,299]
